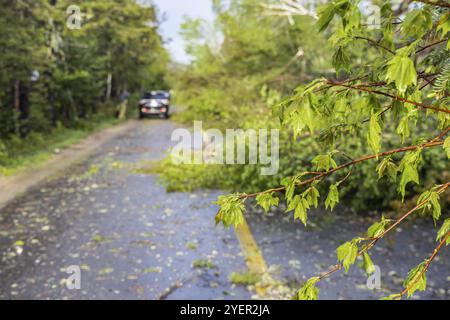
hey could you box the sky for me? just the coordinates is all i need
[151,0,215,64]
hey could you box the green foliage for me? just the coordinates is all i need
[444,136,450,159]
[398,149,423,199]
[303,186,320,209]
[401,8,433,38]
[163,0,449,217]
[283,183,321,226]
[399,164,420,199]
[0,141,7,161]
[311,153,338,172]
[336,240,359,273]
[417,189,442,222]
[436,218,450,245]
[332,47,351,74]
[214,194,246,228]
[294,277,320,301]
[433,58,450,98]
[367,114,382,154]
[286,195,309,226]
[385,49,418,94]
[376,157,398,182]
[316,2,336,32]
[0,115,118,175]
[362,252,375,275]
[282,175,301,204]
[0,0,168,150]
[256,192,279,213]
[172,0,331,130]
[437,12,450,39]
[159,0,450,300]
[325,184,340,210]
[367,216,390,238]
[403,262,427,298]
[396,116,411,144]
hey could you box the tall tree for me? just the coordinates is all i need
[0,0,168,141]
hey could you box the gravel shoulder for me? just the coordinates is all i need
[0,121,137,210]
[0,119,250,300]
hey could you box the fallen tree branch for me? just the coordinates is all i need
[241,128,449,200]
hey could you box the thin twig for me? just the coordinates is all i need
[327,82,450,115]
[416,39,448,54]
[398,232,450,299]
[354,37,395,55]
[316,183,450,282]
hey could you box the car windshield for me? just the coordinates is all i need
[143,92,168,99]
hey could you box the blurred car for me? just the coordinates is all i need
[139,91,170,119]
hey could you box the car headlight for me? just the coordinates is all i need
[162,99,169,105]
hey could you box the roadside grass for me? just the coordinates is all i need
[0,117,120,177]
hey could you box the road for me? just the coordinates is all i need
[0,120,250,300]
[0,119,448,300]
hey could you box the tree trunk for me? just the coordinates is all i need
[47,82,56,126]
[106,72,112,101]
[10,80,20,136]
[19,83,30,138]
[13,80,20,111]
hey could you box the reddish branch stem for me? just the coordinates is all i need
[354,36,395,55]
[365,184,449,251]
[317,182,450,283]
[327,82,450,115]
[241,129,448,200]
[416,39,448,54]
[398,232,450,299]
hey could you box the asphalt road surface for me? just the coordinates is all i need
[0,119,448,300]
[0,120,250,300]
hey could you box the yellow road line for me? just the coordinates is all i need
[234,217,268,274]
[234,216,274,296]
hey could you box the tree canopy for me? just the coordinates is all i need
[0,0,168,141]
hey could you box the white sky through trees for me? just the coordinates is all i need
[152,0,214,64]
